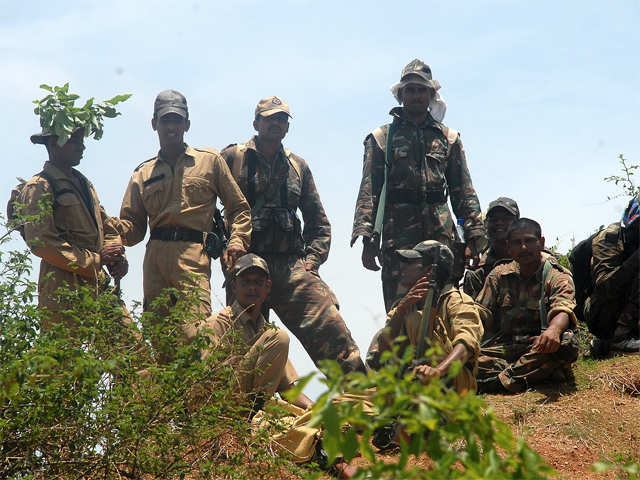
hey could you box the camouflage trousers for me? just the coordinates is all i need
[585,274,639,339]
[478,331,579,393]
[227,253,365,374]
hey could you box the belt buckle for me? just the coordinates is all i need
[170,228,179,241]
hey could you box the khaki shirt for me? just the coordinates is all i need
[19,161,121,279]
[119,145,251,249]
[382,286,484,366]
[206,301,299,391]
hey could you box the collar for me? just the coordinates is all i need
[43,161,87,184]
[156,143,193,163]
[389,107,441,131]
[245,136,286,162]
[231,300,265,330]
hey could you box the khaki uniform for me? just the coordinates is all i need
[118,145,251,337]
[476,252,579,392]
[204,301,299,396]
[585,223,639,337]
[351,108,486,311]
[18,161,122,329]
[220,138,364,374]
[367,286,483,394]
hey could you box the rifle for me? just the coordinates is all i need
[414,268,439,363]
[204,208,229,259]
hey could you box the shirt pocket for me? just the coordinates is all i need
[182,176,212,209]
[54,193,84,231]
[142,174,168,216]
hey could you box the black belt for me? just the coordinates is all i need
[388,189,447,205]
[150,226,204,243]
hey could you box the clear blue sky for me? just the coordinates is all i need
[2,0,639,398]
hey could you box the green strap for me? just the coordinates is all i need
[415,287,435,360]
[539,260,552,331]
[373,123,395,239]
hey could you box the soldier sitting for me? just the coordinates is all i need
[366,241,484,395]
[202,253,312,410]
[476,218,579,394]
[586,194,639,353]
[463,197,520,299]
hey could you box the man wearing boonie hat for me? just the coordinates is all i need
[463,197,520,299]
[118,90,251,359]
[351,59,487,312]
[13,108,127,329]
[366,240,483,395]
[220,96,365,375]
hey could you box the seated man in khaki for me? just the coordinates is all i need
[367,241,484,395]
[204,253,311,410]
[476,218,579,394]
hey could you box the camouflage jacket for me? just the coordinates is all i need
[476,252,577,344]
[351,107,485,250]
[220,137,331,268]
[463,247,511,300]
[591,222,638,300]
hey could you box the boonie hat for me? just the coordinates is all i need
[399,59,439,90]
[154,90,188,119]
[255,96,292,118]
[487,197,520,218]
[233,253,270,278]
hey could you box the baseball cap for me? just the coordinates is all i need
[255,96,292,118]
[233,253,270,277]
[154,90,188,119]
[487,197,520,218]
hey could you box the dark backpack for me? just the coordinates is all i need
[568,232,599,325]
[6,171,58,241]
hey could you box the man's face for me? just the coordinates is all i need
[487,207,517,243]
[399,260,433,288]
[508,229,545,269]
[400,76,433,116]
[233,269,271,308]
[253,112,289,143]
[48,129,85,167]
[152,112,190,150]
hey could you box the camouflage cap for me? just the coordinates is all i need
[154,90,188,119]
[397,240,454,264]
[487,197,520,218]
[233,253,270,278]
[399,58,439,89]
[255,96,292,119]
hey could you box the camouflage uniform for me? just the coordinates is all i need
[585,222,639,337]
[366,286,483,394]
[221,135,364,374]
[476,252,579,392]
[351,106,485,311]
[463,248,511,300]
[18,161,124,329]
[203,301,299,396]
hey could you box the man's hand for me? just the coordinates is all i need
[414,364,441,384]
[395,275,431,316]
[530,326,562,354]
[100,243,125,267]
[362,238,381,271]
[465,236,487,268]
[106,257,129,281]
[223,244,246,271]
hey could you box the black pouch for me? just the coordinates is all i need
[204,232,225,259]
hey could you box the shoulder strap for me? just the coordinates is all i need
[539,260,552,330]
[231,143,247,180]
[284,148,302,180]
[373,123,395,239]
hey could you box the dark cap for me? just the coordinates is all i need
[255,96,292,118]
[154,90,188,119]
[396,240,453,264]
[233,253,270,278]
[487,197,520,218]
[30,126,84,145]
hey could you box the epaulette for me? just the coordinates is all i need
[442,126,459,145]
[134,157,155,172]
[371,125,388,152]
[221,143,237,152]
[194,147,219,155]
[604,224,621,244]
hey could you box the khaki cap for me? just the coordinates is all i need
[487,197,520,218]
[255,96,292,118]
[233,253,270,277]
[154,89,188,119]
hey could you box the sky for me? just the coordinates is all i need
[2,0,639,398]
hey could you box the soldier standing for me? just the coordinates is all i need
[118,90,251,355]
[220,96,365,374]
[351,59,486,312]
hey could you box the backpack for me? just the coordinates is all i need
[6,171,58,241]
[568,231,599,325]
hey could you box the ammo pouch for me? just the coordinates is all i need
[388,188,447,205]
[251,207,303,255]
[204,232,225,259]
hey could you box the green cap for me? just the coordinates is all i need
[487,197,520,218]
[154,90,188,119]
[255,96,292,118]
[399,58,439,90]
[233,253,270,277]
